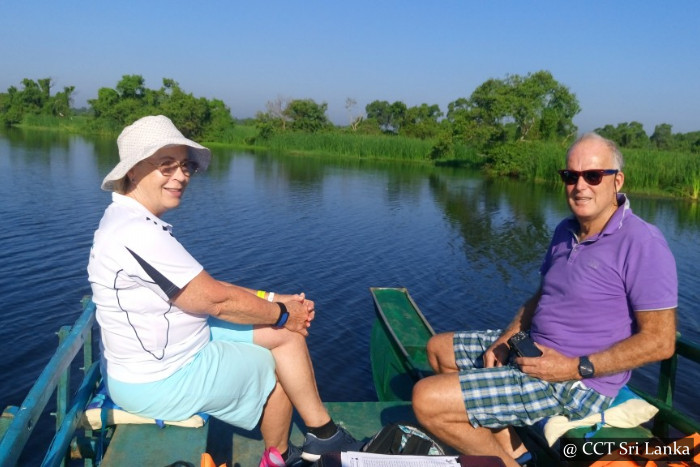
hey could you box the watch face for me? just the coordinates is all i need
[579,357,594,378]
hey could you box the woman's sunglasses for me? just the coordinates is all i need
[148,159,200,177]
[558,169,618,186]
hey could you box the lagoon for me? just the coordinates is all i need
[1,128,698,461]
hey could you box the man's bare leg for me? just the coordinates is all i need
[492,426,529,460]
[427,332,458,373]
[413,373,521,467]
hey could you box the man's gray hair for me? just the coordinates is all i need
[567,132,624,170]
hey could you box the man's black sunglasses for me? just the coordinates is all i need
[558,169,618,186]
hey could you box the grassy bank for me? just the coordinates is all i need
[10,117,700,200]
[623,148,700,199]
[489,141,700,200]
[255,131,700,200]
[18,114,94,133]
[254,131,476,163]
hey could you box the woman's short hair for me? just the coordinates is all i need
[113,176,131,195]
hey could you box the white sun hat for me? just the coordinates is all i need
[101,115,212,191]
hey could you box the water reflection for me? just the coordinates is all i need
[2,126,73,151]
[432,173,553,273]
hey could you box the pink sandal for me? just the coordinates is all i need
[259,446,285,467]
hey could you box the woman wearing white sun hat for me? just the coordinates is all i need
[88,115,362,465]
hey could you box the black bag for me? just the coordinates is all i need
[362,422,447,456]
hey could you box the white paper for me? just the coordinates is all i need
[341,451,462,467]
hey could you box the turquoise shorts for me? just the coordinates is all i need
[106,318,276,430]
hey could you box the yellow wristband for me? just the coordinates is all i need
[256,290,266,299]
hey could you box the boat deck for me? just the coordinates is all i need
[225,401,414,466]
[99,401,414,466]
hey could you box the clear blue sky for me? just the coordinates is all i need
[2,1,699,134]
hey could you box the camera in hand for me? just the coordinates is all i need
[507,331,543,358]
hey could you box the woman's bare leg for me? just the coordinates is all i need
[254,326,330,428]
[259,381,294,450]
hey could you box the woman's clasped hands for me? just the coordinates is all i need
[279,292,315,336]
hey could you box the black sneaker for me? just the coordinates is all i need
[301,426,364,461]
[284,443,304,467]
[259,444,303,467]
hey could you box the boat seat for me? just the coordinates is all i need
[539,386,658,446]
[512,386,657,464]
[81,382,209,430]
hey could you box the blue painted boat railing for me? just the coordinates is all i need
[0,298,99,467]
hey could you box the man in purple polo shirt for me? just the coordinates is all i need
[412,133,677,467]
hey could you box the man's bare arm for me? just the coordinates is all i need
[590,308,676,377]
[500,288,542,342]
[519,308,676,381]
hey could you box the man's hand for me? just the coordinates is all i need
[515,343,578,382]
[483,340,511,368]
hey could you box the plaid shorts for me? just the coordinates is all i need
[454,330,613,429]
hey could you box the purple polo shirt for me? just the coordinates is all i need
[530,194,677,397]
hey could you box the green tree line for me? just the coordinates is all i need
[253,70,583,153]
[2,71,700,184]
[0,70,700,154]
[0,78,74,126]
[0,75,236,141]
[3,71,700,154]
[250,70,700,155]
[595,121,700,154]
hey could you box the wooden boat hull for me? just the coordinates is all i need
[370,287,435,401]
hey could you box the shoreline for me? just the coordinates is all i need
[5,122,699,201]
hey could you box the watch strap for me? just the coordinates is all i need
[274,302,289,327]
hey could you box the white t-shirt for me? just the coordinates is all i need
[88,193,209,383]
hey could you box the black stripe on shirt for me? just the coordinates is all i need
[125,247,181,300]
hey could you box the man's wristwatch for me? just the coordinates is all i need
[578,356,595,379]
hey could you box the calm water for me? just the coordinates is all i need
[1,129,699,461]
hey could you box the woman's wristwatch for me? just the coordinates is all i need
[275,302,289,327]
